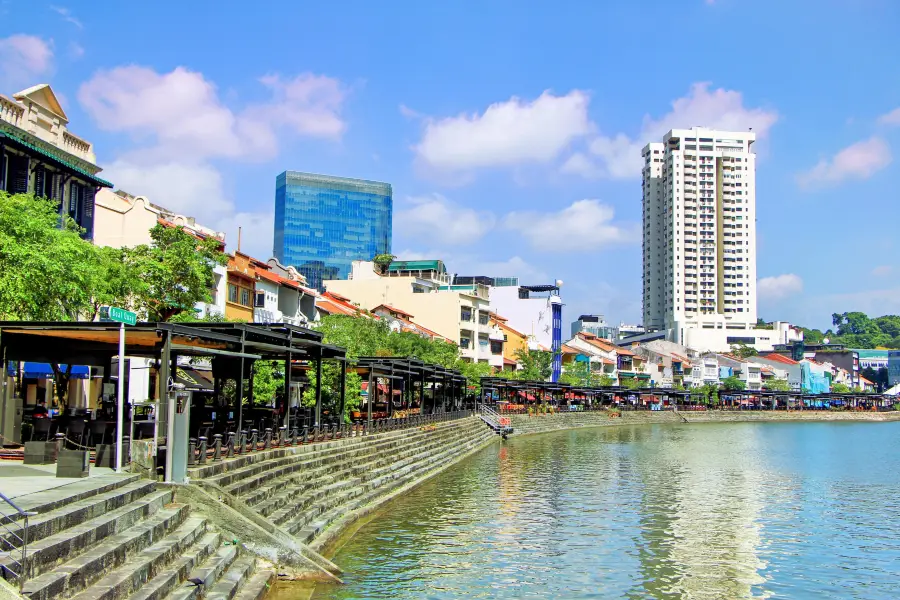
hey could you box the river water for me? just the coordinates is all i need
[310,422,900,599]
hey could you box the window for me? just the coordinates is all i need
[240,288,251,307]
[460,308,472,322]
[255,291,265,307]
[228,283,238,304]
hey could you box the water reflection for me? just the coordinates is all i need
[312,422,900,599]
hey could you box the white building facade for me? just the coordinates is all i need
[641,127,789,353]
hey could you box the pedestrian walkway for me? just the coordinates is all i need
[0,460,120,502]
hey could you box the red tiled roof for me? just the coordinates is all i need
[671,353,692,367]
[317,292,369,317]
[600,357,615,365]
[762,353,799,365]
[860,375,874,385]
[577,332,634,356]
[373,304,414,319]
[495,320,527,339]
[488,312,509,322]
[561,344,581,355]
[503,357,517,366]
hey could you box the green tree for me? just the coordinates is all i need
[0,192,99,320]
[764,378,790,392]
[128,223,227,322]
[730,343,759,358]
[597,373,616,387]
[721,375,746,391]
[559,360,592,386]
[87,246,146,320]
[621,377,648,390]
[513,347,553,381]
[831,382,850,393]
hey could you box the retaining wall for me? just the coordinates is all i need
[508,409,900,436]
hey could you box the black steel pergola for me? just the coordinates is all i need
[0,321,348,460]
[353,357,466,428]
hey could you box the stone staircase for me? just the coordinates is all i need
[189,416,496,548]
[1,476,274,600]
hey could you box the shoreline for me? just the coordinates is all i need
[506,409,900,437]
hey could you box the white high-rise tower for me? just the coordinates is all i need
[641,127,758,347]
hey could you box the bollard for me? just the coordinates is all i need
[213,434,223,461]
[237,431,247,455]
[290,426,298,446]
[197,436,208,464]
[226,432,235,458]
[188,438,197,465]
[264,428,273,450]
[249,429,259,452]
[302,426,310,444]
[278,426,286,446]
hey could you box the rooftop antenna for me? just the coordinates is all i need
[237,227,242,252]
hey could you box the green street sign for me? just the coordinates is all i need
[102,306,137,326]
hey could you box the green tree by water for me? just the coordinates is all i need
[721,375,746,391]
[763,378,790,392]
[128,223,228,322]
[512,347,553,381]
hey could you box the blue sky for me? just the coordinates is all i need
[2,0,899,330]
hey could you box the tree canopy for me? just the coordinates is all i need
[782,311,900,349]
[0,192,227,324]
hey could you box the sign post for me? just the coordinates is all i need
[102,306,137,472]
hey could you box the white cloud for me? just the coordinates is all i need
[394,194,496,245]
[758,274,803,301]
[568,82,779,179]
[413,90,593,174]
[796,137,891,189]
[0,35,53,88]
[51,6,83,28]
[104,160,232,218]
[399,104,421,119]
[878,107,900,126]
[68,42,84,59]
[503,199,637,252]
[394,250,547,284]
[559,152,602,179]
[105,160,275,260]
[81,65,346,261]
[872,265,893,278]
[78,66,346,162]
[214,210,275,261]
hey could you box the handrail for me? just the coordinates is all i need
[0,490,34,587]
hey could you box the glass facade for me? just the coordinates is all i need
[274,171,392,291]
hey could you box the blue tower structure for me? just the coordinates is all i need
[550,286,563,383]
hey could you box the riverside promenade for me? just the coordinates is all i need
[506,408,900,436]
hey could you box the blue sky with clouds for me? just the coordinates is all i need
[2,0,899,330]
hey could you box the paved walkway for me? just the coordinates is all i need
[0,460,121,501]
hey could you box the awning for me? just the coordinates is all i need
[7,362,90,379]
[0,129,113,188]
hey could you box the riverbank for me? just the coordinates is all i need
[507,409,900,436]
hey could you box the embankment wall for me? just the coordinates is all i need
[508,409,900,436]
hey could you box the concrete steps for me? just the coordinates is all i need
[258,421,484,525]
[11,478,269,600]
[294,427,496,544]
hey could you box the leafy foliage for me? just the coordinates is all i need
[0,192,101,320]
[729,343,759,358]
[797,311,900,349]
[720,375,746,391]
[511,347,553,381]
[128,224,227,322]
[831,382,850,393]
[559,360,592,386]
[763,378,790,392]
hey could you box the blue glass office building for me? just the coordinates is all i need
[274,171,392,291]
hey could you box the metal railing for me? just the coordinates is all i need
[188,410,476,464]
[0,491,34,587]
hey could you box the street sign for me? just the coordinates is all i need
[102,306,137,326]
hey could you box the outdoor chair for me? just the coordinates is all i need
[31,418,51,441]
[64,419,88,449]
[90,420,110,446]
